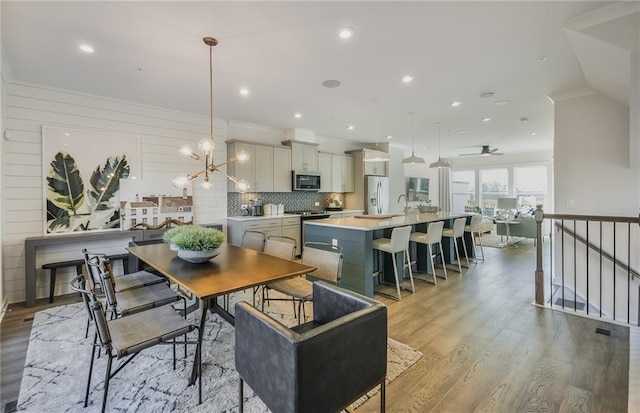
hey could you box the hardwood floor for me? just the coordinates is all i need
[1,241,629,412]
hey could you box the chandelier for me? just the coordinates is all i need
[172,37,250,191]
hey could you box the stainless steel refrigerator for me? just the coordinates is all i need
[365,176,389,215]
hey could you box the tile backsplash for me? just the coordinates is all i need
[228,192,333,216]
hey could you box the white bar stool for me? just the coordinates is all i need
[441,217,469,274]
[372,225,415,300]
[409,221,448,284]
[464,214,485,262]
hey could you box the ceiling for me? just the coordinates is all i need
[1,1,635,160]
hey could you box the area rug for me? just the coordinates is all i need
[17,290,422,412]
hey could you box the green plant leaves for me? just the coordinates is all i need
[88,155,130,211]
[46,151,84,213]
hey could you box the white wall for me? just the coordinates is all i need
[2,81,226,304]
[554,91,637,216]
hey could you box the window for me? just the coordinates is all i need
[480,168,508,217]
[452,170,475,213]
[515,166,547,208]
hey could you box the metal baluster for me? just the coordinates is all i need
[549,218,554,306]
[613,223,616,320]
[586,220,589,315]
[574,219,577,311]
[561,219,565,309]
[628,222,631,324]
[599,221,603,318]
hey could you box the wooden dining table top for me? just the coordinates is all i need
[127,243,316,300]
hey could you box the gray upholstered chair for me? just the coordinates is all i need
[70,275,201,413]
[442,217,470,273]
[262,242,343,323]
[235,281,388,413]
[464,214,485,261]
[409,220,448,284]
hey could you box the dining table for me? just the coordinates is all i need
[127,242,317,385]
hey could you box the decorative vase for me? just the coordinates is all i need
[177,248,221,263]
[169,243,179,251]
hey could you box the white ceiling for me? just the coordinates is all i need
[1,1,634,159]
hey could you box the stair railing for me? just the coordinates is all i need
[534,206,640,325]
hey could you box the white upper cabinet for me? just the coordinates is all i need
[227,141,273,192]
[317,152,333,193]
[364,160,387,176]
[283,140,318,172]
[331,154,355,193]
[273,147,292,192]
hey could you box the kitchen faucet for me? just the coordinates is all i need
[397,194,408,212]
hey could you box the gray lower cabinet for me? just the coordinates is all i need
[227,217,300,255]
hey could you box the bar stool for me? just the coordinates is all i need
[464,214,485,262]
[372,225,415,300]
[409,221,447,284]
[441,217,469,274]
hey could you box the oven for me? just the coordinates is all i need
[287,210,330,250]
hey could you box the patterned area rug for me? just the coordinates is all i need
[17,290,422,412]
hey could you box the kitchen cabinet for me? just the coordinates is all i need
[283,140,318,172]
[281,216,301,256]
[226,141,273,192]
[273,147,292,192]
[364,159,387,176]
[317,152,333,193]
[331,154,355,192]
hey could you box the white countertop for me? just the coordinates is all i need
[304,212,472,231]
[226,209,363,221]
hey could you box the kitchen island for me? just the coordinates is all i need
[304,212,473,297]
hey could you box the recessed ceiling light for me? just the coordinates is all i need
[482,117,492,122]
[64,133,70,136]
[239,88,249,96]
[79,44,94,53]
[322,79,341,88]
[450,101,462,107]
[338,27,354,39]
[537,56,547,64]
[347,125,355,130]
[386,135,393,139]
[494,100,509,106]
[294,113,302,119]
[402,75,415,83]
[480,92,495,99]
[530,132,537,136]
[455,130,468,134]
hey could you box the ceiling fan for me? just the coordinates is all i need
[459,145,503,157]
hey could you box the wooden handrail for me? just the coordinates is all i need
[543,213,640,224]
[552,221,639,281]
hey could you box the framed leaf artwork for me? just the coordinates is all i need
[42,126,140,235]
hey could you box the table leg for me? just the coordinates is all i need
[190,299,208,386]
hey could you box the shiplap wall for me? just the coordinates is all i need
[2,81,228,304]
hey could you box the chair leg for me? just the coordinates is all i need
[404,249,415,292]
[85,333,98,407]
[173,338,176,370]
[239,377,244,413]
[391,253,401,300]
[439,242,448,280]
[380,378,386,413]
[453,240,462,274]
[428,244,437,285]
[477,231,485,260]
[461,236,470,268]
[101,354,113,413]
[85,316,90,339]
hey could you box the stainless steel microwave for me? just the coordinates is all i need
[292,171,321,191]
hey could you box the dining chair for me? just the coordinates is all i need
[241,230,266,252]
[83,249,166,293]
[409,220,447,284]
[464,214,485,262]
[255,236,297,307]
[70,275,201,413]
[262,242,343,323]
[372,225,415,300]
[236,281,387,413]
[442,217,470,274]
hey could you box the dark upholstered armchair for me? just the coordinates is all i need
[235,281,388,413]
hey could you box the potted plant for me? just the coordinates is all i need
[166,225,225,263]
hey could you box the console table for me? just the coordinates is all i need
[24,225,222,307]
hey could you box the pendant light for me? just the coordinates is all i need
[172,37,250,191]
[364,100,390,162]
[401,112,425,165]
[429,122,451,168]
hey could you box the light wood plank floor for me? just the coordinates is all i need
[1,240,629,412]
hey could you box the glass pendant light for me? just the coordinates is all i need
[402,112,425,165]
